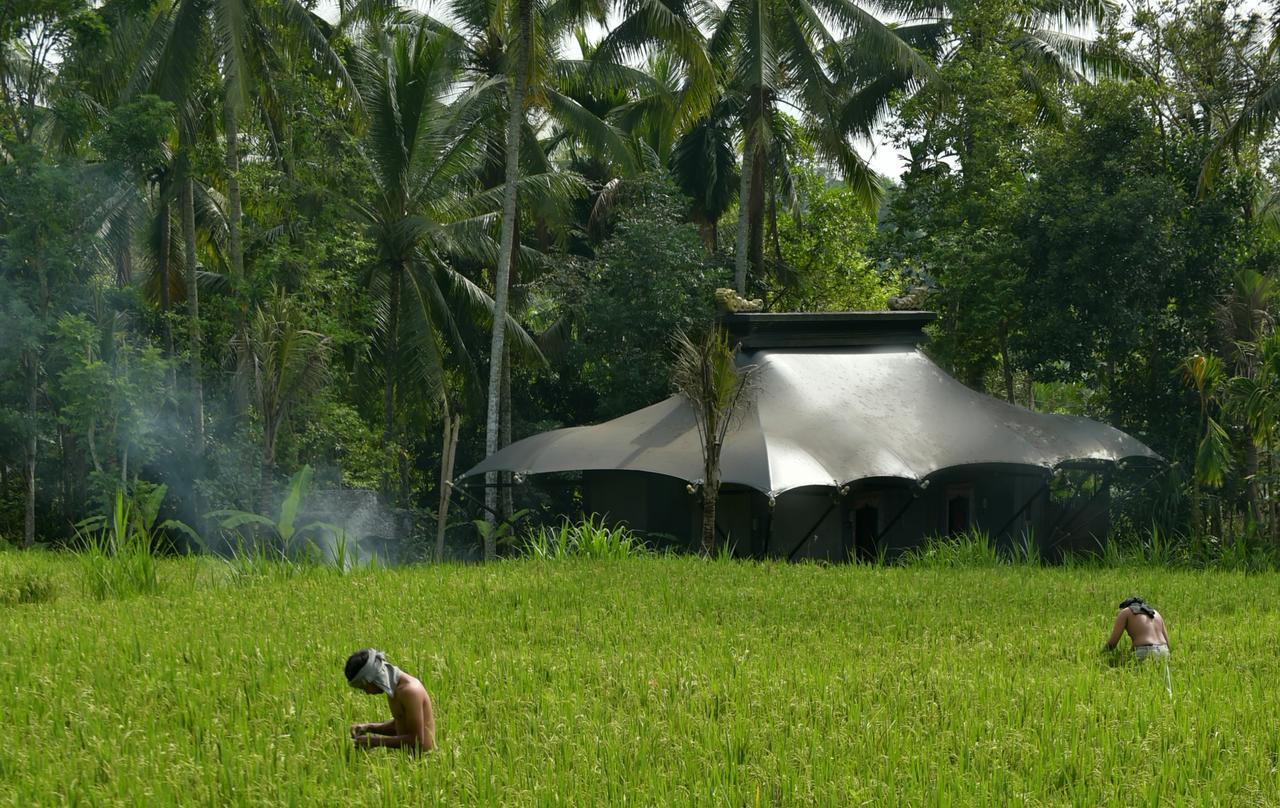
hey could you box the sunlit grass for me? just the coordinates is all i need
[1,553,1277,804]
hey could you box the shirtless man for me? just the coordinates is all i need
[1103,597,1170,660]
[345,648,436,751]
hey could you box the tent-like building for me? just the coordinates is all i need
[466,312,1160,560]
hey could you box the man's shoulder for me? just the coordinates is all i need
[396,673,429,702]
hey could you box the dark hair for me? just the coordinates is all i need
[1119,597,1156,617]
[345,649,371,682]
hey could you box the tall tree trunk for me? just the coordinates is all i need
[499,346,513,522]
[1244,440,1261,528]
[158,196,175,365]
[224,102,244,282]
[734,139,754,295]
[382,261,403,500]
[182,164,205,465]
[748,145,765,281]
[483,0,532,561]
[22,352,36,548]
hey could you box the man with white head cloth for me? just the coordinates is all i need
[345,648,436,751]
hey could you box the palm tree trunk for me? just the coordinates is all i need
[734,139,754,294]
[224,102,244,282]
[483,0,532,561]
[500,345,513,522]
[182,164,205,463]
[260,426,276,516]
[748,146,765,279]
[383,261,403,499]
[701,428,721,555]
[22,352,36,548]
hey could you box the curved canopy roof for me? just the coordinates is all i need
[465,346,1159,497]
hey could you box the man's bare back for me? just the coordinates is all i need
[345,649,437,751]
[1104,597,1170,657]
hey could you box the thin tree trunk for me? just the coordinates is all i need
[1000,333,1015,404]
[117,241,133,287]
[734,140,754,294]
[23,353,36,548]
[483,0,532,561]
[382,261,403,499]
[182,165,205,463]
[435,414,460,562]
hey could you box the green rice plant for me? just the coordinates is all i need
[2,554,1278,804]
[519,515,650,560]
[900,528,1001,568]
[0,569,57,606]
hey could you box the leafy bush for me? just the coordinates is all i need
[208,466,346,567]
[521,515,650,560]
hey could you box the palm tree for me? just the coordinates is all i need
[403,0,634,552]
[349,19,558,504]
[233,290,332,512]
[706,0,936,292]
[671,327,756,554]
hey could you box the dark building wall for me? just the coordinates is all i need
[580,467,1083,561]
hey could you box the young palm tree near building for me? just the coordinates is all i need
[671,327,756,555]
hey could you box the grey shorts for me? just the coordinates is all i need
[1134,643,1169,661]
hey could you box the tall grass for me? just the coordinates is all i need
[900,529,1002,568]
[73,490,161,599]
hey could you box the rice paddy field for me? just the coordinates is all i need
[2,551,1278,805]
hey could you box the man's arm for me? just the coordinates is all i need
[1104,610,1127,650]
[352,720,397,737]
[355,691,433,751]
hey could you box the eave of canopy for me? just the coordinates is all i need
[464,347,1160,497]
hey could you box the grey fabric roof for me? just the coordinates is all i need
[465,347,1159,496]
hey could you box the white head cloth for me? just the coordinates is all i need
[348,649,401,697]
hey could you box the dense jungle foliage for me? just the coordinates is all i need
[1,0,1278,561]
